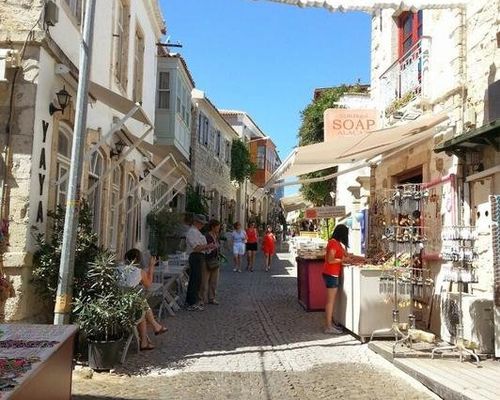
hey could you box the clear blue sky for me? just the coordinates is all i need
[160,0,371,194]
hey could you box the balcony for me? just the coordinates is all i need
[380,37,431,115]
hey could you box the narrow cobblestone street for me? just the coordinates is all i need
[72,250,438,400]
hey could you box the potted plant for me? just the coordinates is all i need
[73,251,145,371]
[147,209,183,257]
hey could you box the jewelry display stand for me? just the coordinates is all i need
[431,226,480,366]
[370,184,433,353]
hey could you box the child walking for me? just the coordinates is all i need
[262,226,276,272]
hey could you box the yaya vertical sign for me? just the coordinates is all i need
[324,109,377,142]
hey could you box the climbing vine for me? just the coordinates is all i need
[297,84,367,206]
[230,139,256,184]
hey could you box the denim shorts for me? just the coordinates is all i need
[322,274,341,288]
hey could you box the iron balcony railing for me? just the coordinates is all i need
[380,37,431,113]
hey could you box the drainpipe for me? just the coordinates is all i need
[457,5,468,226]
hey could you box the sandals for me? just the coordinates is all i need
[154,326,168,336]
[140,344,155,351]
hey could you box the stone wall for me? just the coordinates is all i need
[0,1,44,41]
[370,0,500,338]
[190,107,237,223]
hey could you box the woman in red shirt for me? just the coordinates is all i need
[261,225,276,272]
[323,224,349,334]
[245,222,259,272]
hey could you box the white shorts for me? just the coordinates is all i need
[233,242,245,256]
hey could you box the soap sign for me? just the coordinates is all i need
[305,206,346,219]
[324,109,377,141]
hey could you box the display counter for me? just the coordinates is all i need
[296,257,410,339]
[0,324,78,400]
[297,257,327,311]
[335,265,409,342]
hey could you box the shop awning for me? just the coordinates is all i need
[340,112,449,161]
[257,1,465,12]
[434,119,500,156]
[117,129,172,160]
[267,112,449,189]
[280,193,310,213]
[88,81,152,126]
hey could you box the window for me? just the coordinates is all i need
[109,167,122,250]
[225,140,231,164]
[157,72,170,109]
[215,130,221,157]
[209,127,216,151]
[64,0,84,24]
[202,116,209,146]
[257,145,266,169]
[133,28,145,103]
[176,77,182,113]
[115,0,129,87]
[56,126,73,208]
[152,176,168,206]
[398,11,423,57]
[88,151,104,237]
[125,174,139,250]
[198,113,204,144]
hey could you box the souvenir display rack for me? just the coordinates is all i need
[431,226,480,366]
[370,184,434,352]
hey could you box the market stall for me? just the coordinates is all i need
[0,324,77,399]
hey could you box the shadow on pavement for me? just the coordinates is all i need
[94,250,354,375]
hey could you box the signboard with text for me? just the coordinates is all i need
[324,108,377,142]
[305,206,346,219]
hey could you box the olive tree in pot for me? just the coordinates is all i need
[73,251,145,371]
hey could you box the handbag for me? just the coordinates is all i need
[206,257,220,270]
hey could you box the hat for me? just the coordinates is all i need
[193,214,207,224]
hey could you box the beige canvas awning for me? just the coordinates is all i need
[89,81,152,126]
[339,112,448,161]
[280,193,310,213]
[266,112,449,189]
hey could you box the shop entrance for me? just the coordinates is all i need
[393,166,423,185]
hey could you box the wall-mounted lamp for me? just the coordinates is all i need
[110,139,127,159]
[49,86,71,115]
[139,168,150,182]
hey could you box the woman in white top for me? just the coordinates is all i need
[231,222,247,273]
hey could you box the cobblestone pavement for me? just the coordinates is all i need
[73,250,438,400]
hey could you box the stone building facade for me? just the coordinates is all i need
[370,0,499,350]
[0,0,175,321]
[219,110,280,229]
[190,90,238,224]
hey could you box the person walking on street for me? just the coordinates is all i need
[231,222,246,273]
[262,225,276,272]
[245,222,258,272]
[201,219,222,305]
[185,214,215,311]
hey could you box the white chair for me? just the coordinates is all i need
[121,311,144,364]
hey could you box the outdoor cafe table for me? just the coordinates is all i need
[0,323,78,400]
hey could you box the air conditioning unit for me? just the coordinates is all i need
[441,292,495,354]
